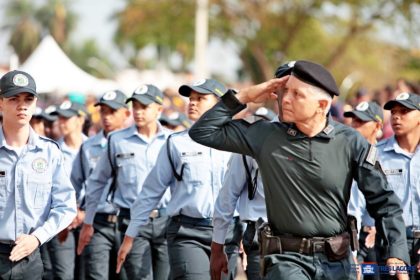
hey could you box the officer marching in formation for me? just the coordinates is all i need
[211,152,266,280]
[117,79,243,280]
[46,100,88,280]
[80,84,171,280]
[189,60,410,280]
[345,101,383,280]
[0,70,77,279]
[73,90,130,280]
[377,92,419,280]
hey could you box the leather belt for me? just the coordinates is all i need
[0,243,14,253]
[95,213,118,224]
[172,215,213,227]
[118,207,166,219]
[406,226,420,239]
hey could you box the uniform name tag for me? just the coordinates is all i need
[0,171,5,177]
[116,153,135,159]
[384,169,403,175]
[181,151,203,157]
[365,145,377,165]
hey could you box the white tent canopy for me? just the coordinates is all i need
[19,35,117,96]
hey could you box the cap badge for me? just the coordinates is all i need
[192,79,206,86]
[12,73,29,87]
[44,105,56,114]
[103,91,117,100]
[134,85,148,95]
[396,92,409,100]
[32,157,48,173]
[60,101,72,110]
[287,61,296,67]
[356,102,369,111]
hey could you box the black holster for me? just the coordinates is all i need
[257,222,282,277]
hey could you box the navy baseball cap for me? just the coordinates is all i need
[160,112,192,128]
[274,60,339,97]
[384,92,420,111]
[127,84,163,105]
[95,90,127,110]
[52,101,88,118]
[254,107,277,121]
[32,107,57,122]
[179,78,227,98]
[344,101,383,123]
[0,70,38,97]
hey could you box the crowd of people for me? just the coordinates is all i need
[0,60,418,280]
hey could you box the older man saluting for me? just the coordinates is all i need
[189,60,410,280]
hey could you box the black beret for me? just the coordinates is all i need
[274,60,340,97]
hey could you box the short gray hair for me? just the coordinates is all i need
[310,85,332,115]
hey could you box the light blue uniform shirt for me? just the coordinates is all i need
[58,135,87,206]
[126,130,231,238]
[71,131,116,215]
[0,127,77,245]
[377,136,420,228]
[348,181,375,233]
[84,124,171,225]
[213,154,267,244]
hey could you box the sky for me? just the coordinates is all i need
[0,0,241,81]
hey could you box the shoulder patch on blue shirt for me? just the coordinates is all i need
[365,145,377,165]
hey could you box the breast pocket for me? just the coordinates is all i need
[116,156,137,187]
[182,155,208,186]
[27,176,52,209]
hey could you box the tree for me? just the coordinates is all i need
[3,0,41,63]
[113,0,420,85]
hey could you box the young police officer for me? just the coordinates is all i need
[345,101,383,280]
[117,79,242,280]
[0,70,77,279]
[47,100,88,280]
[378,92,420,280]
[73,90,130,280]
[189,61,410,280]
[81,85,171,280]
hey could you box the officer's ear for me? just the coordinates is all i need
[318,99,329,114]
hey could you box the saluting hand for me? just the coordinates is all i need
[386,258,409,280]
[116,235,134,274]
[77,223,94,255]
[235,76,289,104]
[210,242,228,280]
[9,234,40,262]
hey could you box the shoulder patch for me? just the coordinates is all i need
[365,145,377,165]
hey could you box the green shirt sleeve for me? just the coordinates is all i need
[189,90,259,157]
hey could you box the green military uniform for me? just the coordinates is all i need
[189,90,410,279]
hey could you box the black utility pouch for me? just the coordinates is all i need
[324,233,350,261]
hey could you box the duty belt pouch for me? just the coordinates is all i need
[324,233,350,261]
[257,222,282,277]
[347,215,359,251]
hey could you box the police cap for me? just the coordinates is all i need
[384,92,420,111]
[95,90,128,110]
[344,101,383,124]
[179,78,227,98]
[127,84,163,105]
[0,70,38,98]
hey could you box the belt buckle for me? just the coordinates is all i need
[312,237,325,254]
[299,238,311,254]
[149,210,159,219]
[107,215,117,223]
